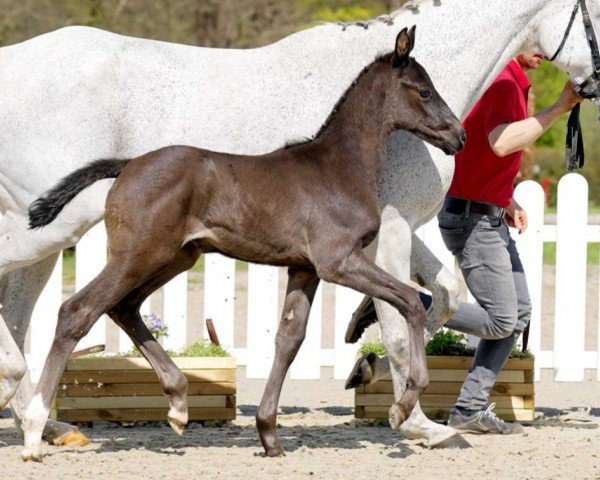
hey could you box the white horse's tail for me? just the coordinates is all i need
[28,159,129,229]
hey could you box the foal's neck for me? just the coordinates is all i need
[313,59,396,180]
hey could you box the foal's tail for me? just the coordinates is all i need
[28,159,129,229]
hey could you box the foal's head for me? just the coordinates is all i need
[383,27,465,155]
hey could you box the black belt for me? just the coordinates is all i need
[443,197,505,218]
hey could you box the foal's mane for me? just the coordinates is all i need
[284,52,395,150]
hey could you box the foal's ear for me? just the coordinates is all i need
[393,25,416,68]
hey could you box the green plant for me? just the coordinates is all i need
[359,341,387,356]
[360,330,534,358]
[175,340,229,358]
[425,330,474,356]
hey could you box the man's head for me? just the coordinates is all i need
[516,52,544,71]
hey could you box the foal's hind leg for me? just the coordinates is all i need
[108,246,200,435]
[256,267,320,457]
[21,252,176,462]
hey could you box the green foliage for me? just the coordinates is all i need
[176,340,230,357]
[509,347,533,359]
[425,330,474,356]
[107,340,230,358]
[359,341,387,356]
[361,330,534,358]
[528,63,569,148]
[312,6,378,22]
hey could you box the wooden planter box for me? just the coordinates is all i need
[51,356,236,423]
[355,356,534,422]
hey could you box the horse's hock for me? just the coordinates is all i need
[355,356,534,422]
[51,357,236,423]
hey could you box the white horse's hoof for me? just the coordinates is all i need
[425,429,472,449]
[52,428,91,447]
[21,445,43,462]
[168,418,186,436]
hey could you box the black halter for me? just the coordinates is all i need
[549,0,600,170]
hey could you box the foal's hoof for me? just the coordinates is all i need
[389,404,407,430]
[168,416,187,436]
[345,297,377,344]
[52,428,90,447]
[264,447,286,458]
[345,353,376,389]
[21,446,43,463]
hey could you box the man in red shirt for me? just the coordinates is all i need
[438,53,582,434]
[346,53,583,435]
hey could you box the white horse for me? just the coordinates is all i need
[1,0,598,449]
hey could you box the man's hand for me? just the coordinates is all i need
[554,81,585,115]
[488,81,584,157]
[505,198,528,234]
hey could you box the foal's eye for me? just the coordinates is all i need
[419,88,432,99]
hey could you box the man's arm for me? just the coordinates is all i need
[488,82,584,157]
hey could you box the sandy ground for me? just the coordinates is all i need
[7,264,599,478]
[1,368,599,480]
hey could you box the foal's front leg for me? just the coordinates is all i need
[256,267,320,457]
[317,248,428,428]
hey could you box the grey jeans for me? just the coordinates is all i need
[437,208,532,411]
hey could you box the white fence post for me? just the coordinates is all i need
[333,286,363,380]
[554,174,587,381]
[290,283,323,379]
[246,264,279,378]
[75,222,107,350]
[513,181,545,380]
[163,272,188,352]
[203,254,236,349]
[28,252,63,383]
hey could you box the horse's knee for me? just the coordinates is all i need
[275,310,306,352]
[404,289,426,328]
[55,299,97,342]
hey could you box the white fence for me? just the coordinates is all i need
[22,173,600,383]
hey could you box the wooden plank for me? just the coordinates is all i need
[56,407,236,423]
[61,369,235,384]
[356,394,526,409]
[57,382,236,397]
[428,369,525,383]
[55,395,227,410]
[363,381,534,397]
[66,356,236,371]
[357,406,534,422]
[426,356,533,371]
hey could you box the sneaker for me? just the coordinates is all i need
[447,403,524,435]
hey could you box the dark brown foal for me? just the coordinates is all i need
[23,26,465,461]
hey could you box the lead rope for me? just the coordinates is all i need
[566,103,584,170]
[549,1,585,171]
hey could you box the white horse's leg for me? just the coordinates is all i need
[371,209,467,447]
[0,308,26,409]
[410,234,459,338]
[1,255,90,446]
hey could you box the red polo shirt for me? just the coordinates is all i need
[447,60,531,208]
